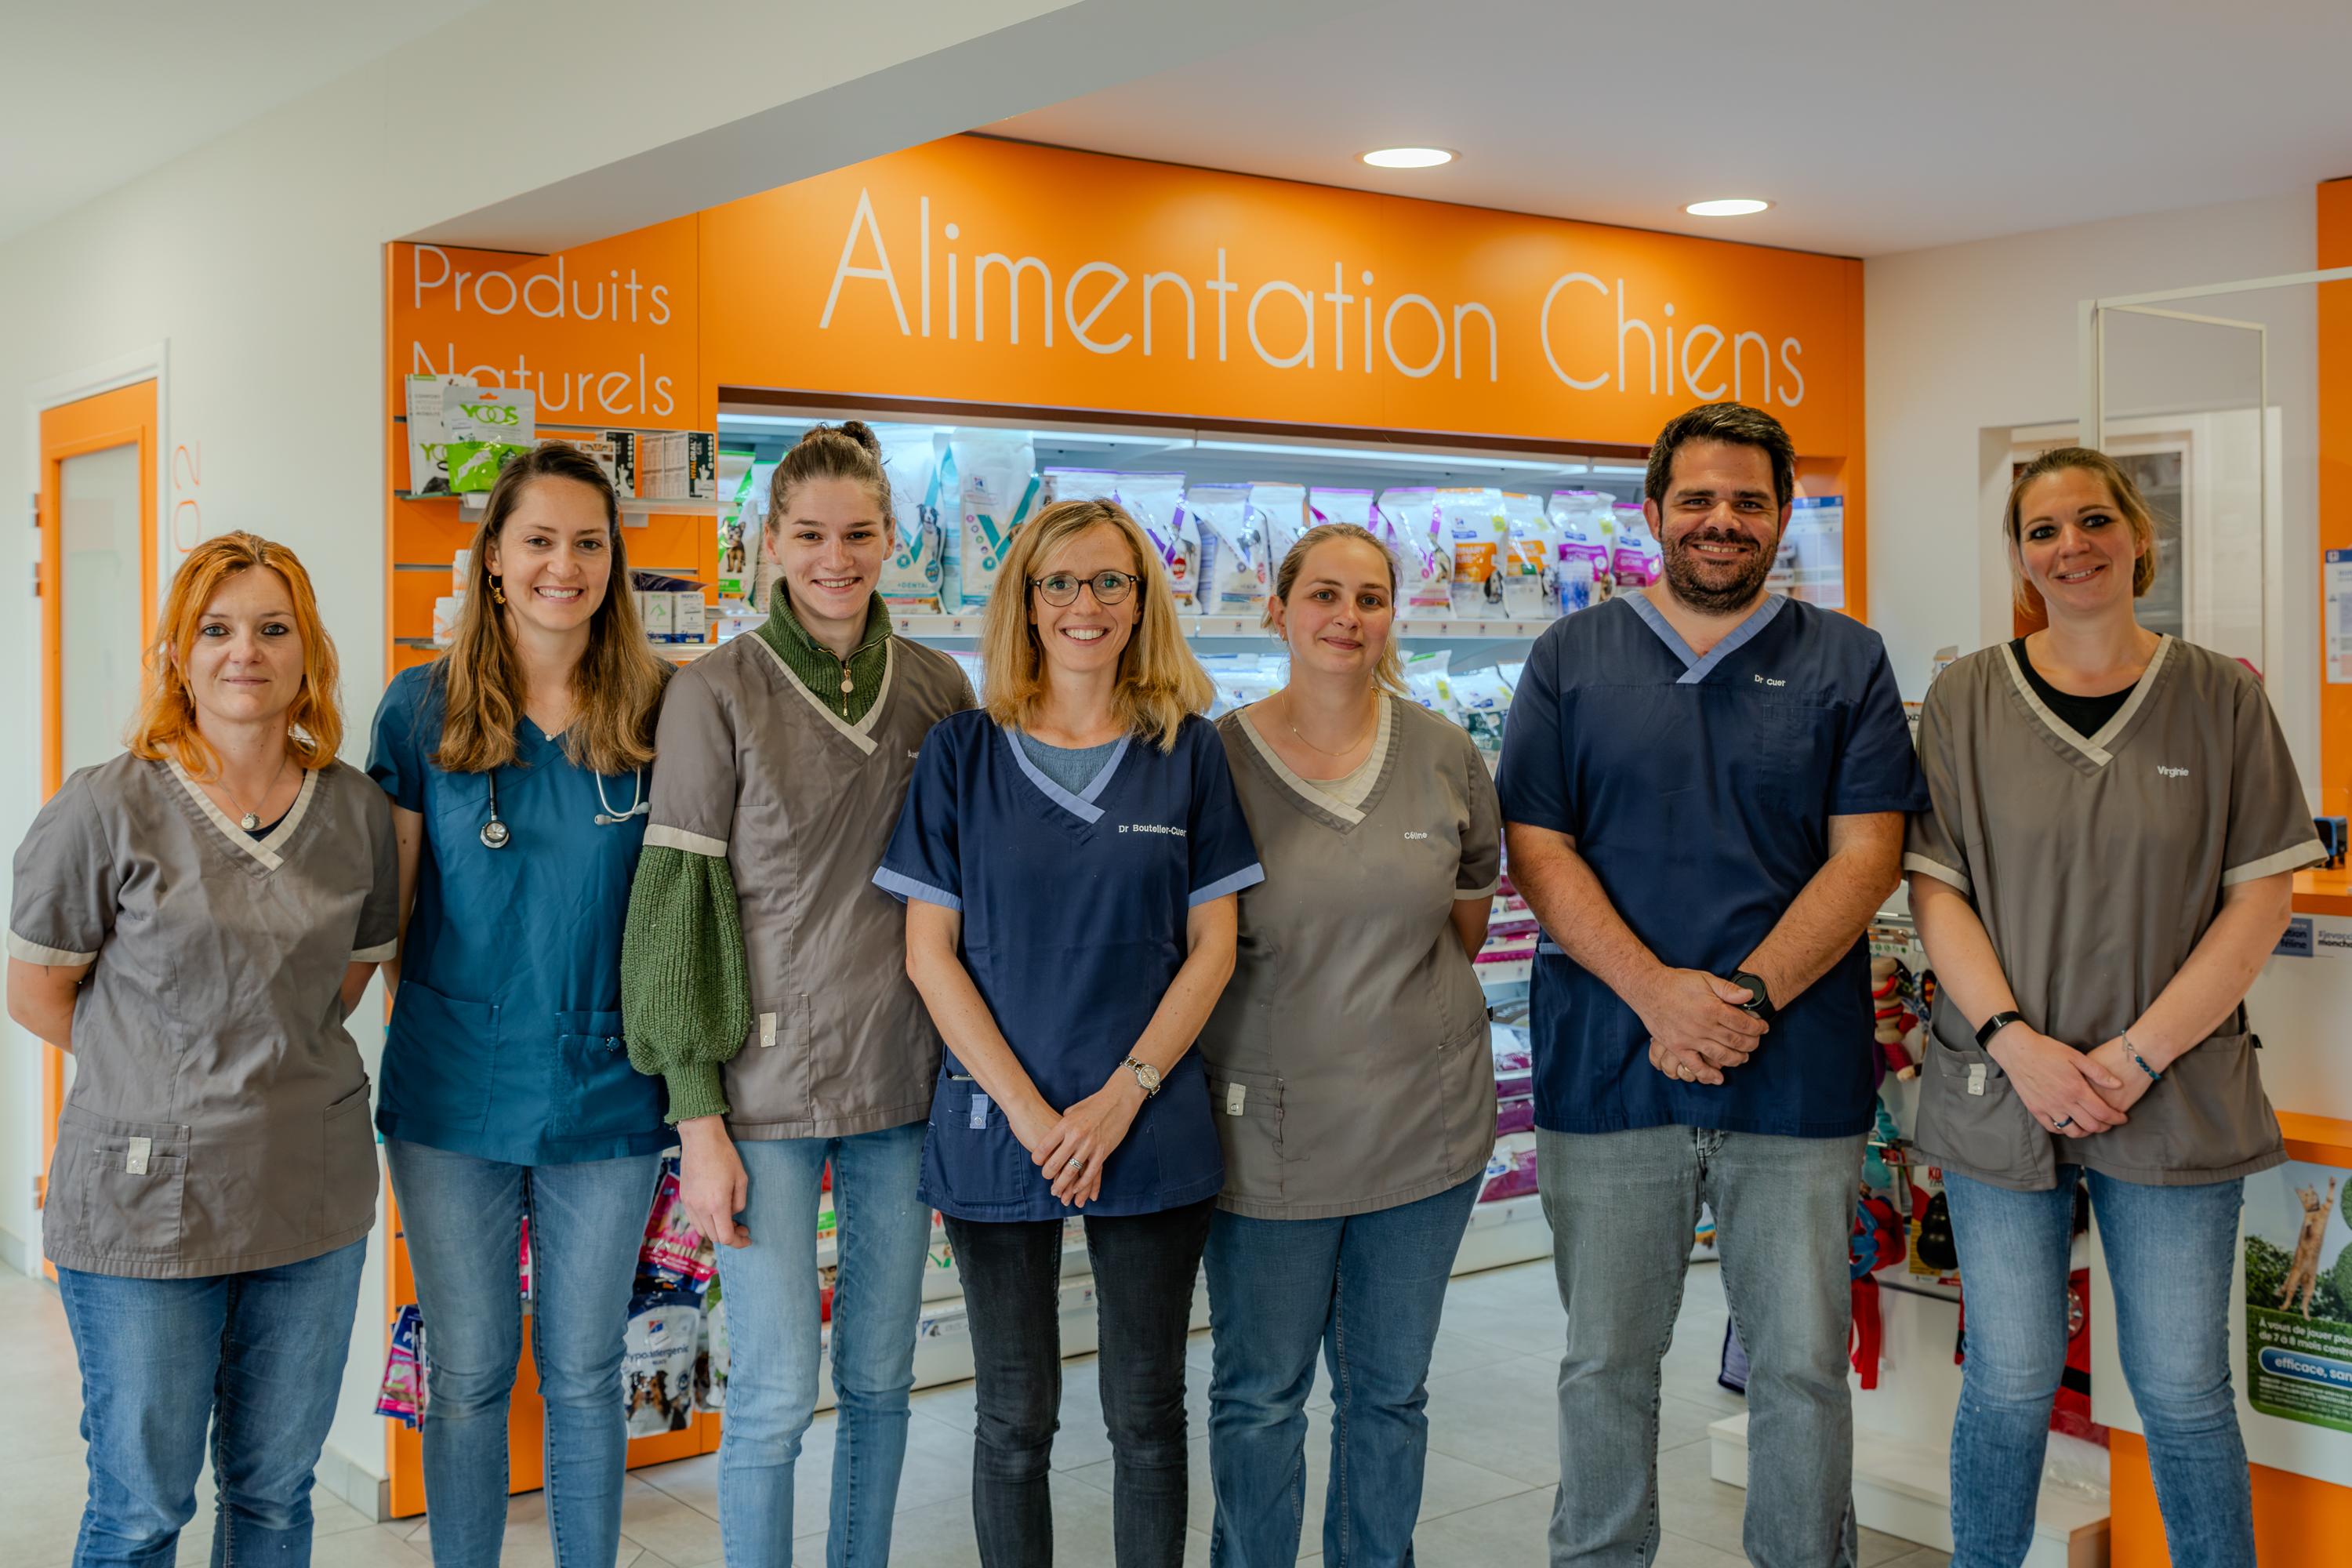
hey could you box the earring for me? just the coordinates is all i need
[491,578,506,605]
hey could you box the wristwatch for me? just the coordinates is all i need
[1122,1055,1163,1097]
[1726,970,1777,1026]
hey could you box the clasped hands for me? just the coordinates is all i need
[1010,1069,1148,1209]
[1637,967,1769,1087]
[1987,1025,2156,1138]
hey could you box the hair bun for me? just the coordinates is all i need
[835,419,881,456]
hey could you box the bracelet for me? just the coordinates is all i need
[2122,1030,2164,1083]
[1974,1010,2025,1049]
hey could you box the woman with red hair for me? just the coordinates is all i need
[5,532,399,1568]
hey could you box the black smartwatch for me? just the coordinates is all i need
[1726,970,1777,1025]
[1974,1010,2025,1048]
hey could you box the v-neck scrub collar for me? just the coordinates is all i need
[1998,635,2172,768]
[749,633,898,754]
[1624,590,1788,684]
[1004,725,1131,824]
[168,759,319,871]
[1233,695,1396,826]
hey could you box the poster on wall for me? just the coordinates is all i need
[2326,549,2352,683]
[1783,495,1845,609]
[2244,1159,2352,1432]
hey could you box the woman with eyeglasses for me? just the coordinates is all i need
[620,422,975,1567]
[877,498,1262,1568]
[368,442,672,1568]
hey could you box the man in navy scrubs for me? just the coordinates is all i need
[1497,402,1926,1568]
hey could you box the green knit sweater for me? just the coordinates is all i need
[618,587,892,1123]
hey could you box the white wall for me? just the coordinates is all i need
[1864,189,2319,782]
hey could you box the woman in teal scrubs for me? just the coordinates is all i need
[368,443,673,1568]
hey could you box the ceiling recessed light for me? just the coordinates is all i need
[1362,147,1454,169]
[1685,198,1771,217]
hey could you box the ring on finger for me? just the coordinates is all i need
[2051,1115,2074,1130]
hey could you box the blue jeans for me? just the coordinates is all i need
[56,1239,368,1568]
[1537,1125,1862,1568]
[1203,1176,1481,1568]
[1943,1167,2254,1568]
[385,1140,662,1568]
[717,1123,931,1568]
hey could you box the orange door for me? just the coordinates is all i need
[32,381,159,1235]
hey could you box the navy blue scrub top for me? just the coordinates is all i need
[368,663,670,1164]
[1495,593,1928,1139]
[875,710,1263,1221]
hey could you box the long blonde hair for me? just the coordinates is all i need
[980,498,1212,752]
[1267,522,1407,696]
[128,532,343,776]
[435,443,666,775]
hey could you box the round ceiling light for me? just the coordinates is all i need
[1684,198,1771,217]
[1361,147,1455,169]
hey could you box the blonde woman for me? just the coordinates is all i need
[877,498,1262,1568]
[368,443,671,1568]
[8,533,397,1566]
[1907,447,2321,1568]
[1200,523,1501,1566]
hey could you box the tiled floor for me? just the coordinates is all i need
[6,1255,1941,1567]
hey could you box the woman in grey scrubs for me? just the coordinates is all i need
[621,422,975,1567]
[7,533,398,1568]
[1905,448,2324,1568]
[1200,522,1500,1568]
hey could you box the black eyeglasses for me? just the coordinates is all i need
[1030,571,1140,607]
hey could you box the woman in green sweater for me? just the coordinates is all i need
[620,422,973,1567]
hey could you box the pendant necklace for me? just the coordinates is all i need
[226,752,290,832]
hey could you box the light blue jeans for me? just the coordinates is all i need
[717,1122,931,1568]
[1537,1125,1863,1568]
[1203,1175,1482,1568]
[1943,1166,2254,1568]
[385,1140,662,1568]
[56,1239,368,1568]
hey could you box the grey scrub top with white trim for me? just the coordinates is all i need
[1200,695,1503,1219]
[1904,637,2326,1192]
[9,754,399,1279]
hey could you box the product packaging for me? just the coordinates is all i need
[949,434,1040,609]
[671,591,708,644]
[622,1290,702,1437]
[640,592,674,641]
[694,1277,728,1413]
[547,434,621,488]
[603,430,638,496]
[452,550,471,591]
[1187,483,1264,613]
[1378,488,1450,618]
[1479,1134,1539,1203]
[1115,473,1196,609]
[1448,665,1515,754]
[442,384,537,494]
[1402,648,1456,718]
[1040,467,1120,504]
[1199,653,1287,717]
[1252,483,1311,596]
[1499,493,1555,619]
[431,596,464,648]
[1547,492,1610,615]
[640,430,719,502]
[1439,488,1509,615]
[1612,504,1659,586]
[376,1304,428,1428]
[877,433,948,611]
[402,374,479,495]
[638,1167,717,1293]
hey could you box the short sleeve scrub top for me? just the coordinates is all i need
[874,711,1264,1221]
[9,755,401,1278]
[368,664,669,1163]
[1904,637,2327,1192]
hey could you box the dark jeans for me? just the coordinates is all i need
[946,1197,1216,1568]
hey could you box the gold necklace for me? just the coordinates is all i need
[1281,691,1379,760]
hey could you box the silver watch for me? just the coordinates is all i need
[1123,1055,1163,1097]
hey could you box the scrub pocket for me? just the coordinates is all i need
[383,979,500,1135]
[925,1074,1033,1212]
[1204,1065,1286,1203]
[551,1009,661,1140]
[2139,1030,2281,1174]
[58,1105,187,1260]
[1917,1035,2053,1189]
[1433,1023,1499,1185]
[318,1080,382,1236]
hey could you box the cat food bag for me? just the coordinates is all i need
[1116,473,1196,609]
[377,1304,427,1428]
[878,432,947,611]
[1402,648,1455,719]
[1500,493,1555,619]
[1439,488,1509,615]
[1612,504,1659,586]
[1448,666,1515,754]
[1040,467,1120,504]
[622,1290,702,1437]
[950,434,1040,609]
[1188,483,1264,613]
[1378,488,1450,618]
[638,1167,717,1295]
[1251,483,1309,596]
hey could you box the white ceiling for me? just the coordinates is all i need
[993,0,2352,258]
[1,1,492,245]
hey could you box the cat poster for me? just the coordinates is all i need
[2244,1159,2352,1432]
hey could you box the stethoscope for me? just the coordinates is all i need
[478,766,648,850]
